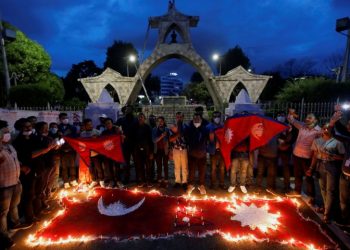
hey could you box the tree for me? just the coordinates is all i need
[275,58,317,79]
[63,60,102,101]
[104,40,138,76]
[3,22,51,85]
[276,77,350,102]
[190,71,203,83]
[182,72,212,105]
[9,73,64,106]
[259,72,287,101]
[144,74,161,96]
[218,45,251,75]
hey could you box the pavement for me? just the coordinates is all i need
[8,163,350,250]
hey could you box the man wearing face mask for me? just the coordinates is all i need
[27,116,38,136]
[12,119,38,225]
[287,109,321,204]
[0,120,31,248]
[184,113,209,195]
[32,122,57,215]
[307,123,344,223]
[58,113,79,189]
[276,112,295,193]
[170,112,188,190]
[47,122,60,195]
[207,111,226,190]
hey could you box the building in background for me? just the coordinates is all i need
[160,72,184,96]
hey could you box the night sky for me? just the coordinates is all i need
[1,0,349,81]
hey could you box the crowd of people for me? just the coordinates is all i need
[0,104,350,248]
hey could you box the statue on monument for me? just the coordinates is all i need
[170,30,177,43]
[168,0,175,10]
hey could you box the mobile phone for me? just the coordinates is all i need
[342,103,350,110]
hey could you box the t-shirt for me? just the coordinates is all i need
[311,137,345,161]
[293,126,321,159]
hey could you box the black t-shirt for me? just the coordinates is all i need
[13,133,37,168]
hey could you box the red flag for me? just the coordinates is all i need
[249,115,288,151]
[64,137,92,167]
[29,188,335,249]
[215,114,253,169]
[88,135,125,164]
[64,135,125,167]
[216,114,288,170]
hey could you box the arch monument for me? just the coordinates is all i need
[79,1,271,110]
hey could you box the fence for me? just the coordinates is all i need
[259,99,338,124]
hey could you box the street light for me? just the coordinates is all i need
[125,54,136,77]
[128,55,151,105]
[212,53,221,75]
[0,17,16,106]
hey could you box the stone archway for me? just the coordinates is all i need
[79,2,271,110]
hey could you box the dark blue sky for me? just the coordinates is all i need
[1,0,349,81]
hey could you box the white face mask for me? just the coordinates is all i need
[193,122,201,128]
[2,133,11,143]
[23,131,32,136]
[32,128,36,134]
[214,117,221,124]
[277,116,286,123]
[62,119,69,125]
[50,128,58,134]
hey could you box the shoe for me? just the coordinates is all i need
[89,181,98,189]
[108,181,115,188]
[147,182,153,188]
[116,181,124,188]
[228,186,236,193]
[70,180,78,187]
[99,181,106,188]
[173,183,181,188]
[64,182,71,189]
[198,185,206,195]
[187,185,195,195]
[286,190,301,198]
[10,222,33,231]
[182,183,188,190]
[240,185,248,194]
[219,184,228,190]
[137,182,145,188]
[209,184,218,190]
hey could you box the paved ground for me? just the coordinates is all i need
[9,163,350,250]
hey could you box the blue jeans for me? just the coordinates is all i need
[318,161,341,218]
[340,173,350,223]
[230,158,249,186]
[0,183,22,238]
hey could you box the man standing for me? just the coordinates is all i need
[152,116,170,187]
[57,113,78,189]
[207,111,226,190]
[170,112,188,190]
[287,110,321,204]
[0,120,29,248]
[185,113,209,195]
[133,113,153,187]
[116,105,137,184]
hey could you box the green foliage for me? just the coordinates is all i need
[182,81,212,105]
[259,72,287,101]
[219,45,251,75]
[9,73,64,106]
[63,60,102,101]
[104,40,138,76]
[145,74,161,96]
[4,24,51,84]
[62,97,87,108]
[276,77,350,102]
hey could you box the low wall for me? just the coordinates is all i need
[0,109,83,129]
